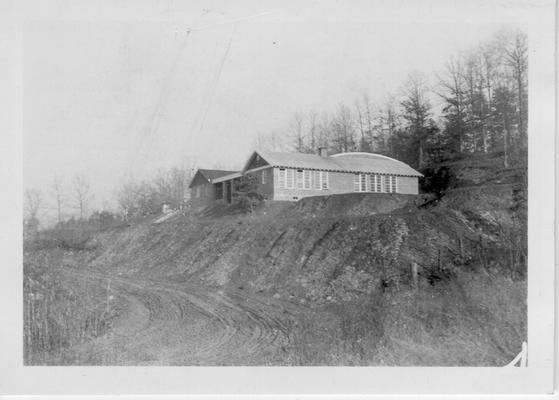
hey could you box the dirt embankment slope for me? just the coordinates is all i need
[27,153,527,365]
[92,153,526,305]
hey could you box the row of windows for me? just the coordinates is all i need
[354,174,397,193]
[195,171,396,197]
[277,168,329,190]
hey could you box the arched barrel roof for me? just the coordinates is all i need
[243,150,422,177]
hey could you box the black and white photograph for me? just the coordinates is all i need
[1,0,556,396]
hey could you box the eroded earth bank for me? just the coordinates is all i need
[24,155,527,365]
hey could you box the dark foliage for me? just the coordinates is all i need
[420,166,457,196]
[235,174,264,213]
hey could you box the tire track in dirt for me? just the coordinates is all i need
[153,281,290,360]
[61,266,292,363]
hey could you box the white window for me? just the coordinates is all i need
[354,174,368,192]
[262,169,267,184]
[369,174,379,192]
[313,171,321,190]
[374,175,382,192]
[321,171,329,190]
[286,169,294,189]
[384,175,391,193]
[278,168,285,189]
[303,170,311,189]
[390,176,397,193]
[195,187,200,198]
[296,169,304,189]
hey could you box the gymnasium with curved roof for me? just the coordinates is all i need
[189,149,423,207]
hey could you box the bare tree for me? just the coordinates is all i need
[377,94,400,156]
[317,112,332,149]
[355,100,366,150]
[505,31,528,149]
[24,189,42,226]
[72,174,92,220]
[289,112,306,153]
[50,175,65,224]
[400,71,432,168]
[306,109,318,153]
[169,167,190,208]
[331,103,356,153]
[355,94,375,152]
[436,57,468,153]
[116,176,140,219]
[460,52,485,152]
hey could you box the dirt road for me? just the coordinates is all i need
[62,266,297,365]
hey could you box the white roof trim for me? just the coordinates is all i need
[330,152,398,161]
[212,172,242,183]
[244,165,272,174]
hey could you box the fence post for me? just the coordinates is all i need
[479,234,488,269]
[411,262,418,289]
[106,279,111,314]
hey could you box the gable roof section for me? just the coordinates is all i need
[244,150,422,177]
[189,169,239,188]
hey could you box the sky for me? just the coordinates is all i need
[22,0,536,221]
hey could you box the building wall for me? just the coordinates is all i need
[190,182,215,209]
[190,170,418,206]
[245,167,274,200]
[396,176,419,194]
[272,169,352,201]
[272,168,419,201]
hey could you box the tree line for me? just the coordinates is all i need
[24,166,196,233]
[258,29,527,170]
[24,174,94,235]
[25,28,527,231]
[114,166,194,219]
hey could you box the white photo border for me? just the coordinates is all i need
[0,0,555,396]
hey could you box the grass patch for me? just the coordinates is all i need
[282,270,526,366]
[23,248,115,365]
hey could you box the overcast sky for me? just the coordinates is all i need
[22,0,536,219]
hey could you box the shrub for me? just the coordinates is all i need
[420,166,456,196]
[236,174,264,213]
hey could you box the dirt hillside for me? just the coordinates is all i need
[92,154,526,298]
[25,153,527,365]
